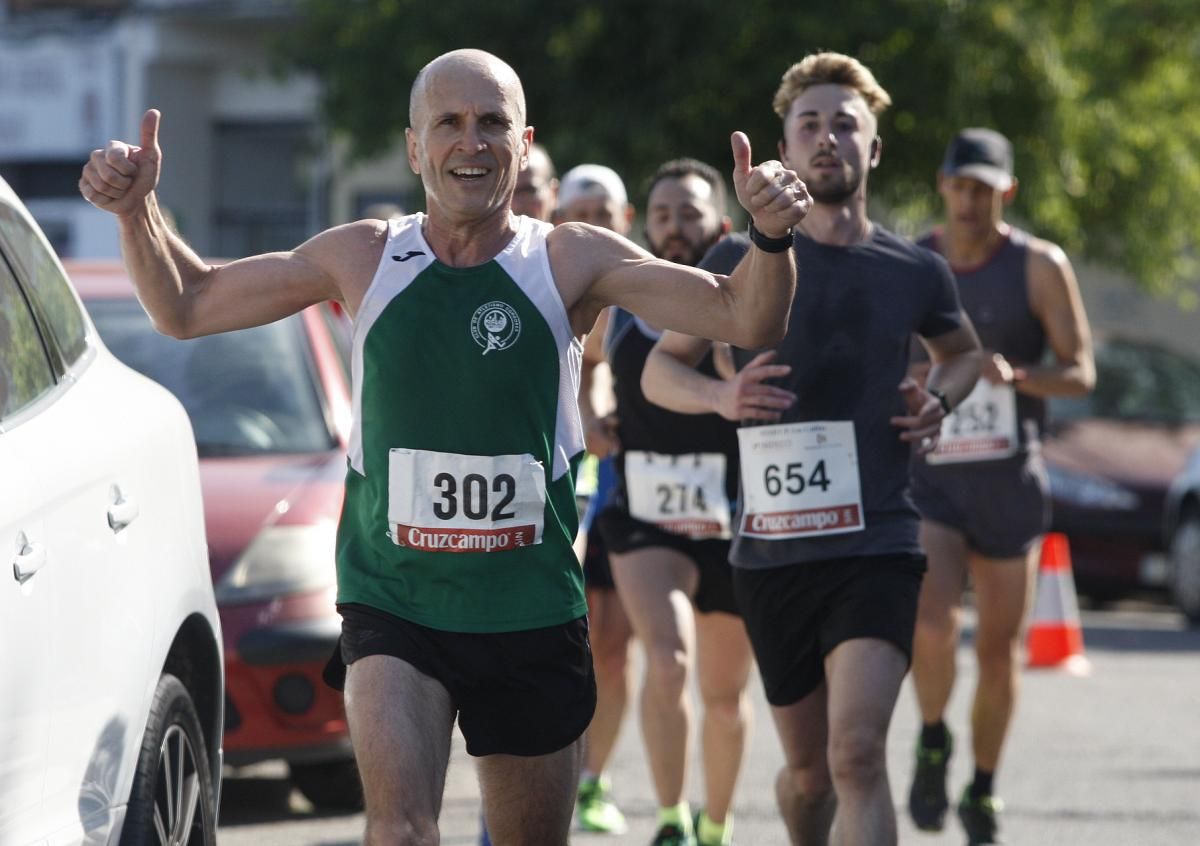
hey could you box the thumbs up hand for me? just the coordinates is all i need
[79,109,163,217]
[730,131,811,239]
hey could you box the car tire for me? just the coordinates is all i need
[1169,508,1200,626]
[120,673,217,846]
[290,758,364,811]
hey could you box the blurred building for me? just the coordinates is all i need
[0,0,416,259]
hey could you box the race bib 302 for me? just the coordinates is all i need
[387,448,546,552]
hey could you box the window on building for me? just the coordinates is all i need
[214,121,321,257]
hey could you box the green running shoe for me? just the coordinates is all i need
[908,730,953,831]
[958,787,1004,845]
[651,823,697,846]
[693,808,733,846]
[576,775,627,834]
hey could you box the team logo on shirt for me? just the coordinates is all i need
[470,301,522,355]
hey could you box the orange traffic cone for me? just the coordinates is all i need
[1025,532,1090,675]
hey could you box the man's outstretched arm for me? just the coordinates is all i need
[80,109,356,338]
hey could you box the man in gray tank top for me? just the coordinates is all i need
[905,128,1096,845]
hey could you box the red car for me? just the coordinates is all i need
[68,260,361,809]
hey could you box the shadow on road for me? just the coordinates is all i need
[218,771,358,827]
[1079,620,1200,653]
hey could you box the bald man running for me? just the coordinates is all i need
[79,49,811,846]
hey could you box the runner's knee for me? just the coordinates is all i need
[975,631,1021,673]
[364,813,439,846]
[777,763,833,800]
[913,611,958,652]
[828,726,887,787]
[701,688,747,730]
[644,642,689,700]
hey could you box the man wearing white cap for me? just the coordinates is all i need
[593,156,752,846]
[557,162,637,836]
[906,127,1095,845]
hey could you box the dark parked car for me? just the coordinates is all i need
[1043,337,1200,615]
[1165,448,1200,623]
[69,260,362,809]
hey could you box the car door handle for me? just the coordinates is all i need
[13,532,46,584]
[108,485,140,533]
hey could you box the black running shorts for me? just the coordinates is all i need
[911,452,1050,559]
[733,553,926,707]
[324,603,596,757]
[582,529,616,590]
[597,503,739,616]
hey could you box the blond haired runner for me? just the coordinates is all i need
[79,49,810,846]
[643,52,983,846]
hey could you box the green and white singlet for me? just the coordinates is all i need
[336,213,587,632]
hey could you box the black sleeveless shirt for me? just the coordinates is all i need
[604,309,740,502]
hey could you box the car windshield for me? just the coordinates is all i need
[1049,340,1200,425]
[87,299,335,456]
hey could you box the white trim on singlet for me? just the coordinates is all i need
[495,216,585,480]
[347,213,584,480]
[347,214,434,474]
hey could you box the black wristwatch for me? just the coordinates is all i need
[928,388,952,415]
[747,222,794,253]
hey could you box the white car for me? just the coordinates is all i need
[0,176,223,845]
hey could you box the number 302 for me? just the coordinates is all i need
[432,473,517,521]
[763,460,830,496]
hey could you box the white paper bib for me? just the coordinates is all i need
[927,380,1019,464]
[737,421,865,539]
[625,451,732,540]
[387,448,546,552]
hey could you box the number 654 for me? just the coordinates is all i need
[763,460,830,496]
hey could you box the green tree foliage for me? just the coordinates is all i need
[281,0,1200,294]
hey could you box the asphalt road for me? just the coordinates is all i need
[216,601,1200,845]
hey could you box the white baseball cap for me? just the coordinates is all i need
[557,164,628,209]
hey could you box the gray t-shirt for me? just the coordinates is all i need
[700,227,964,568]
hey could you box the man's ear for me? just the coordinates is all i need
[720,216,732,235]
[520,125,535,170]
[405,127,420,175]
[869,136,882,168]
[1002,179,1019,205]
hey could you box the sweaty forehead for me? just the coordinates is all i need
[787,84,875,130]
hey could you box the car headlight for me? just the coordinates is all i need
[214,523,338,605]
[1047,465,1140,511]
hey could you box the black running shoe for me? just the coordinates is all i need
[958,787,1003,844]
[651,823,697,846]
[908,730,953,831]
